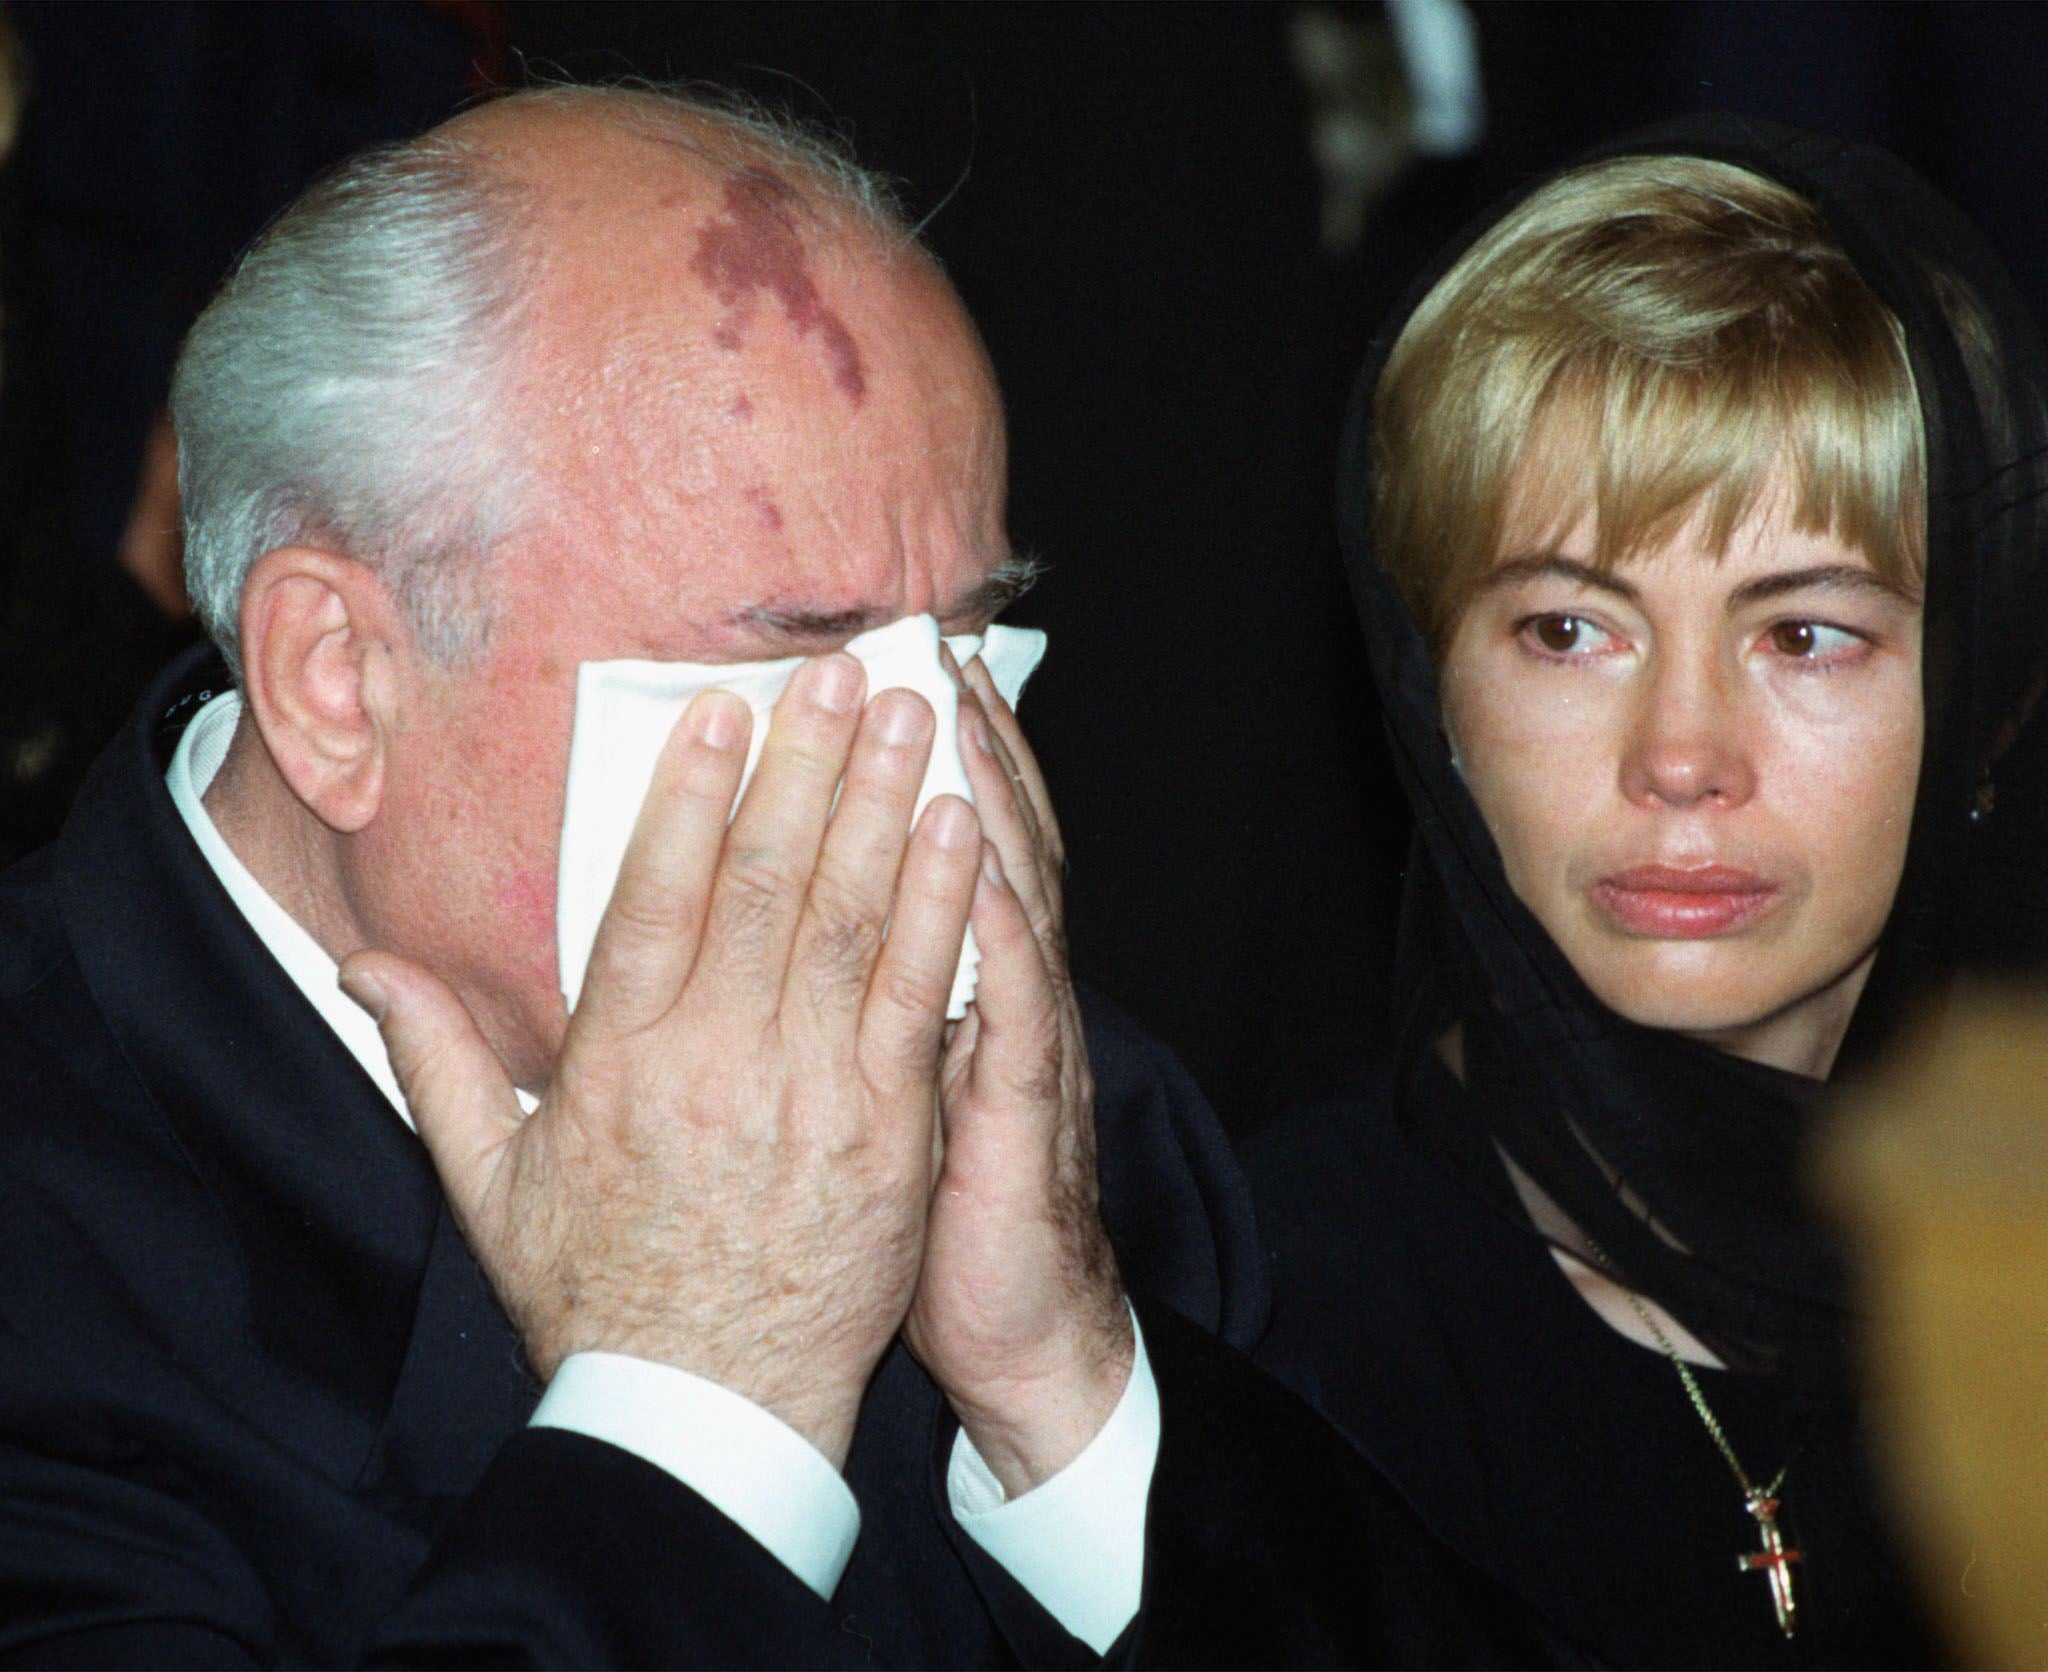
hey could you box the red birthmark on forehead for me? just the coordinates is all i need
[744,484,785,531]
[690,170,867,404]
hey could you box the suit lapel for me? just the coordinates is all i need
[358,1199,540,1507]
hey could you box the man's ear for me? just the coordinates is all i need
[237,546,408,834]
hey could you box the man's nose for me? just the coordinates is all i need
[1617,646,1758,810]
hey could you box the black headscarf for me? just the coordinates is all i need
[1343,114,2048,1368]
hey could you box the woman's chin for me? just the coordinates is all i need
[1580,948,1878,1078]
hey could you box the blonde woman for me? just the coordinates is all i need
[1250,116,2048,1668]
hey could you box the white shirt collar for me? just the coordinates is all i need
[165,690,417,1130]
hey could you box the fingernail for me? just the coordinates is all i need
[338,968,388,1021]
[809,654,864,714]
[972,713,995,755]
[874,690,928,747]
[691,690,745,749]
[929,796,976,850]
[981,842,1007,886]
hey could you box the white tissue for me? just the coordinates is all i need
[557,614,1047,1019]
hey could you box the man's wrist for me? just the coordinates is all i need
[949,1306,1156,1654]
[532,1350,861,1598]
[951,1300,1137,1496]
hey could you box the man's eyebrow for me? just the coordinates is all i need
[1480,555,1639,600]
[1726,564,1923,609]
[729,551,1045,643]
[945,550,1044,621]
[735,602,888,641]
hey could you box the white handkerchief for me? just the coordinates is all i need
[558,614,1047,1019]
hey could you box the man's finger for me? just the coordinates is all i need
[960,654,1064,867]
[578,689,751,1036]
[858,794,981,1086]
[788,689,935,1030]
[956,688,1060,945]
[339,950,525,1230]
[952,841,1065,1132]
[697,654,866,1010]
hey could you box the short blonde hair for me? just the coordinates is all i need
[1373,155,1924,652]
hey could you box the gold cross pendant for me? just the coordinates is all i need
[1736,1492,1802,1638]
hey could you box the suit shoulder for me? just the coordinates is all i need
[0,841,74,1000]
[1076,980,1269,1348]
[1238,1060,1432,1388]
[1241,1059,1402,1216]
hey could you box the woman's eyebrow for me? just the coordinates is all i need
[1478,555,1924,611]
[1481,554,1638,598]
[1726,565,1924,608]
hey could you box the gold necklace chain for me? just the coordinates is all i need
[1611,1283,1788,1504]
[1580,1239,1803,1639]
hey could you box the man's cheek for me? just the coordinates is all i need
[494,863,560,960]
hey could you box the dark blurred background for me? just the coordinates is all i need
[3,1,2044,1132]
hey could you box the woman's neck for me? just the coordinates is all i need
[1499,1146,1729,1369]
[1677,944,1881,1079]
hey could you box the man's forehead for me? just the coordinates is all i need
[591,547,1036,664]
[459,98,1018,665]
[507,170,1000,532]
[493,450,1025,659]
[488,105,937,392]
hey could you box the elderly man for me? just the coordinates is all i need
[0,86,1546,1669]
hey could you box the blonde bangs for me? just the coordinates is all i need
[1374,155,1926,652]
[1507,336,1922,580]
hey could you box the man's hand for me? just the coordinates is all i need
[340,655,982,1468]
[904,652,1135,1496]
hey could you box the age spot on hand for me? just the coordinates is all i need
[690,169,868,405]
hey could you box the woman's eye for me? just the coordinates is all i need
[1522,614,1609,655]
[1766,620,1864,661]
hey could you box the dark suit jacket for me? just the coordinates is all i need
[0,649,1560,1669]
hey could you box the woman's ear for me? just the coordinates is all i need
[236,547,407,834]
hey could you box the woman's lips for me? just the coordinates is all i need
[1591,865,1782,938]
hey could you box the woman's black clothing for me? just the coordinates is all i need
[1250,1063,1939,1669]
[1250,113,2048,1666]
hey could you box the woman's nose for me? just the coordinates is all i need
[1617,649,1758,809]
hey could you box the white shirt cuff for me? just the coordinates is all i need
[530,1350,859,1599]
[946,1310,1158,1654]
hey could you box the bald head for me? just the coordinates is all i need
[450,87,920,379]
[173,83,973,676]
[424,91,1006,656]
